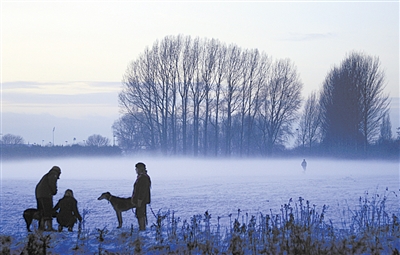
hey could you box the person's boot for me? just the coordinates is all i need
[39,218,45,231]
[138,217,146,231]
[58,225,63,232]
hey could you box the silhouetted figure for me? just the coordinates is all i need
[35,166,61,231]
[54,189,82,232]
[131,162,151,231]
[301,159,307,171]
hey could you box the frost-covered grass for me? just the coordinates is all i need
[1,191,399,254]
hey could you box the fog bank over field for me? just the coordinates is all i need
[1,156,398,181]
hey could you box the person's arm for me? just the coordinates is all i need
[131,184,136,205]
[136,177,145,204]
[53,200,60,212]
[73,200,82,222]
[47,173,58,195]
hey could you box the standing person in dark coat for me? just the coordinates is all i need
[131,162,151,231]
[35,166,61,231]
[54,189,82,232]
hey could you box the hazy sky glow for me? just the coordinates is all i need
[1,1,399,145]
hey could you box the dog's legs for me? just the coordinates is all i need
[23,213,33,232]
[116,211,123,228]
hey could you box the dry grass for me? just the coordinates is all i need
[1,190,399,254]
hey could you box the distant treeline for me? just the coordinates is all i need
[1,142,398,160]
[1,144,122,160]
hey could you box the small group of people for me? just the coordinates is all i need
[34,162,151,232]
[35,166,82,232]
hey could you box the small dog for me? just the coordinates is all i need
[23,208,57,232]
[98,192,136,228]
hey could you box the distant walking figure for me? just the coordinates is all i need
[54,189,82,232]
[301,159,307,171]
[131,162,151,231]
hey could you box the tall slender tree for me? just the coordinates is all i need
[320,52,390,153]
[378,112,392,143]
[257,59,303,154]
[296,91,321,150]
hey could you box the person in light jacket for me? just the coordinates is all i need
[54,189,82,232]
[131,162,151,231]
[35,166,61,231]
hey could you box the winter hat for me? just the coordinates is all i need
[135,162,146,173]
[51,166,61,173]
[64,189,73,197]
[50,166,61,178]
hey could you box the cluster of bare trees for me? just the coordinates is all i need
[1,134,25,145]
[114,35,302,156]
[114,36,394,157]
[318,52,390,153]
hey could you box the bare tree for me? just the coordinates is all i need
[86,134,110,147]
[257,59,303,154]
[224,44,245,156]
[296,91,321,150]
[120,52,155,150]
[200,38,219,156]
[158,35,182,154]
[319,52,390,153]
[238,49,254,156]
[1,133,24,145]
[112,113,153,152]
[179,36,197,155]
[354,53,390,150]
[188,38,204,156]
[378,112,392,143]
[238,49,271,156]
[210,42,227,156]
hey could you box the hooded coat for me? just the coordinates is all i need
[131,172,151,205]
[35,167,60,199]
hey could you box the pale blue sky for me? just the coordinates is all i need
[1,1,399,145]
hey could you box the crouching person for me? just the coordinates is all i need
[54,189,82,232]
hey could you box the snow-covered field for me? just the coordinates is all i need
[1,157,399,253]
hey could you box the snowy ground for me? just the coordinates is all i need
[1,157,399,253]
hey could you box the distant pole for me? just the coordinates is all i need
[53,127,55,146]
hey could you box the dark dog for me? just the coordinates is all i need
[98,192,136,228]
[23,208,57,232]
[23,208,41,232]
